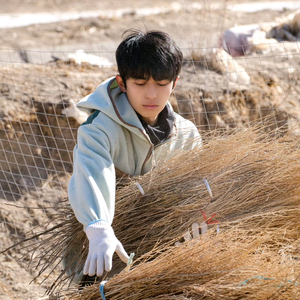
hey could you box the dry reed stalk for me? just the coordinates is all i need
[59,208,300,300]
[113,126,300,258]
[5,125,300,292]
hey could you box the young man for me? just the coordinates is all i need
[68,29,201,279]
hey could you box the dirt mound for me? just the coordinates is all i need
[172,55,295,133]
[1,48,299,201]
[2,20,300,300]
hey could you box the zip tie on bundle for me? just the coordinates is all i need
[203,179,213,199]
[127,252,135,267]
[200,209,220,225]
[99,253,135,299]
[135,182,145,196]
[99,280,108,300]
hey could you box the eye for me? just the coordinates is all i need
[157,81,170,86]
[134,80,147,86]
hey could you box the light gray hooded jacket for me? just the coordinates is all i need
[68,77,201,229]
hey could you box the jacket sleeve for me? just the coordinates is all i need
[68,121,116,229]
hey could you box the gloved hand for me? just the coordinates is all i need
[174,222,208,246]
[83,221,129,276]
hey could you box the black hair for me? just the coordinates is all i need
[116,29,183,84]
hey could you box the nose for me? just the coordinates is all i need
[146,84,157,100]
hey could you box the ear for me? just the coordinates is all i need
[172,76,179,89]
[116,75,126,92]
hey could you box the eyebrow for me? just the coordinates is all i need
[134,77,170,82]
[133,77,148,81]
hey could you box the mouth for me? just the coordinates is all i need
[143,104,159,110]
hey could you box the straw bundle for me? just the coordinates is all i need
[7,124,300,292]
[114,128,300,255]
[58,208,300,300]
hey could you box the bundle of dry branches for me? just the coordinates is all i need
[113,127,300,256]
[59,209,300,300]
[5,124,300,294]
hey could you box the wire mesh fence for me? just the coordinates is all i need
[0,41,300,296]
[2,0,300,298]
[1,44,300,219]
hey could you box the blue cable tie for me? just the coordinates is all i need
[99,253,134,299]
[99,280,108,300]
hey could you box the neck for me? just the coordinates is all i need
[143,116,158,126]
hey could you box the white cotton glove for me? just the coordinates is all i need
[83,221,129,276]
[174,222,208,246]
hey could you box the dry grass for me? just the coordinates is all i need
[59,209,300,299]
[5,123,300,296]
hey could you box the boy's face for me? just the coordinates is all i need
[116,75,177,126]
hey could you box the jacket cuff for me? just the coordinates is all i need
[86,219,109,230]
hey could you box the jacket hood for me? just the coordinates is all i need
[76,76,174,134]
[76,77,143,128]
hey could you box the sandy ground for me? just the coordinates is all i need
[1,0,300,299]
